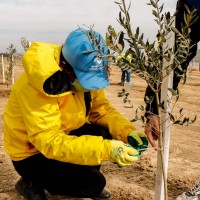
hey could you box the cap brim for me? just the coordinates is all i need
[73,69,110,90]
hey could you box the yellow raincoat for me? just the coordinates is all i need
[4,42,136,165]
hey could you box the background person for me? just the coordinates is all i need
[4,28,148,200]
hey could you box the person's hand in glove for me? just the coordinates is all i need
[128,131,149,153]
[110,140,139,167]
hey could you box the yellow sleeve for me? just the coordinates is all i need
[89,89,136,143]
[14,82,111,165]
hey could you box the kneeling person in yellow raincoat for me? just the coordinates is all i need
[4,28,148,200]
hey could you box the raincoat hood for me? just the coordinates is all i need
[22,42,70,97]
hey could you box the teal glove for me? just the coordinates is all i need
[128,131,149,153]
[110,140,140,167]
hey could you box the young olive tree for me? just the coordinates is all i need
[21,37,30,52]
[82,2,197,195]
[105,0,197,199]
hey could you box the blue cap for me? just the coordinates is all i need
[62,28,110,90]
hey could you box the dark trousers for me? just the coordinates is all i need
[12,124,112,198]
[121,70,131,83]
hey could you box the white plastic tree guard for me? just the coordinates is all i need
[154,23,175,200]
[11,55,14,85]
[1,54,5,83]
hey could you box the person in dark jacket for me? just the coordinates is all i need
[144,0,200,199]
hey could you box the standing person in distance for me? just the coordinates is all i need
[116,54,132,86]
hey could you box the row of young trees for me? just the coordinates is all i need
[0,37,29,86]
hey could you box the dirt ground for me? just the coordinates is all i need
[0,61,200,200]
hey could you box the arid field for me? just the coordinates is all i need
[0,60,200,200]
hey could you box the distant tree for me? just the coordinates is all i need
[21,37,30,52]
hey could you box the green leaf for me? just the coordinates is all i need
[159,4,164,13]
[173,120,182,125]
[168,88,178,96]
[150,0,156,8]
[160,101,165,110]
[182,117,189,125]
[119,5,124,13]
[165,12,171,21]
[136,27,139,36]
[116,43,124,53]
[114,1,121,5]
[179,108,183,115]
[118,31,124,44]
[128,1,131,11]
[169,113,175,122]
[171,27,181,35]
[139,105,144,111]
[184,4,191,14]
[141,115,145,123]
[152,10,158,18]
[191,115,197,123]
[119,12,124,25]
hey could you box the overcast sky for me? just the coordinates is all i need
[0,0,177,53]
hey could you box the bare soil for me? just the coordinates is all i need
[0,62,200,200]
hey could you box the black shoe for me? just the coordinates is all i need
[15,178,46,200]
[93,188,111,200]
